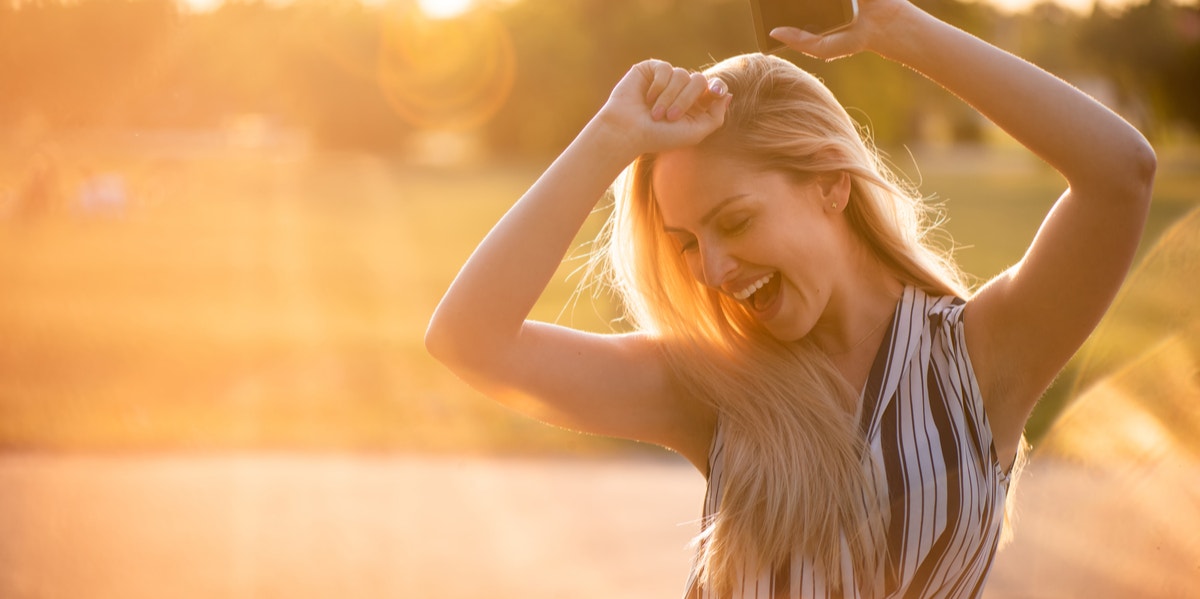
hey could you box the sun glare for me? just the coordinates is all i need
[179,0,222,13]
[417,0,474,19]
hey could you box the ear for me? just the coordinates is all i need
[818,171,851,214]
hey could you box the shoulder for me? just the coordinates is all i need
[894,286,965,344]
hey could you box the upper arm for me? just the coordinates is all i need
[429,320,715,469]
[966,150,1156,462]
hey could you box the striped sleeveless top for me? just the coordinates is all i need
[683,286,1013,599]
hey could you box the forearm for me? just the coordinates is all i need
[874,8,1155,198]
[427,59,730,371]
[426,118,637,365]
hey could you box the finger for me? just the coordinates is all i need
[770,27,859,61]
[706,79,732,118]
[705,90,734,124]
[642,60,675,108]
[650,67,692,121]
[698,88,733,129]
[686,77,730,118]
[707,77,728,99]
[665,72,713,122]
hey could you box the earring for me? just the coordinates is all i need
[831,202,839,209]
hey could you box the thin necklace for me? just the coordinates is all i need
[823,311,892,356]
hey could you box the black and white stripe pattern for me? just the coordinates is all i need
[684,287,1012,599]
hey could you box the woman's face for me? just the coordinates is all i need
[651,147,854,342]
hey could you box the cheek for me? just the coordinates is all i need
[773,220,834,271]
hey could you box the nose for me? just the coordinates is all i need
[696,239,737,289]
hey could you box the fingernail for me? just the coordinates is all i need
[651,105,665,121]
[666,106,683,121]
[708,79,727,96]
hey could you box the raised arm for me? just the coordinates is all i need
[425,61,731,468]
[772,1,1156,466]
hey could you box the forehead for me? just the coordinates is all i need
[652,148,759,223]
[652,147,748,191]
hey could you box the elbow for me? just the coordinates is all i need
[424,311,458,367]
[1134,139,1157,200]
[424,303,462,367]
[424,309,505,376]
[1073,131,1156,207]
[423,322,441,361]
[1124,134,1158,205]
[1088,135,1158,210]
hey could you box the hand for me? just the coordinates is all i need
[594,59,732,157]
[768,0,918,61]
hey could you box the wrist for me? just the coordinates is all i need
[867,3,941,65]
[578,112,645,168]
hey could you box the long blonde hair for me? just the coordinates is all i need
[594,53,969,595]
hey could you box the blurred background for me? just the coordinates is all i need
[0,0,1197,597]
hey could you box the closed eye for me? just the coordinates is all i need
[721,217,751,236]
[665,229,699,254]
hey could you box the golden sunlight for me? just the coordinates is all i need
[376,6,516,131]
[416,0,474,19]
[977,0,1164,13]
[178,0,481,16]
[179,0,223,13]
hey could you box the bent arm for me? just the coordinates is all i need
[425,63,729,467]
[426,123,697,447]
[883,11,1154,461]
[775,3,1156,464]
[426,117,634,371]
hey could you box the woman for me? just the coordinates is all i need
[424,0,1156,596]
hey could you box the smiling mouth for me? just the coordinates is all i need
[732,272,781,312]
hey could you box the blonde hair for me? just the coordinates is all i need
[594,53,970,595]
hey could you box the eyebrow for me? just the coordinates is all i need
[663,195,749,233]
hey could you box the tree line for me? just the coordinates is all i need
[1,0,1196,155]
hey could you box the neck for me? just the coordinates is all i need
[813,275,903,394]
[810,254,905,358]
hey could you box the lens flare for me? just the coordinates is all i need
[416,0,473,20]
[1059,204,1200,463]
[377,7,515,131]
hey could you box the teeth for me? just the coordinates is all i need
[733,273,774,300]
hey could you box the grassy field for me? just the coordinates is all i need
[0,135,1196,453]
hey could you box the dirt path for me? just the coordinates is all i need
[1,453,1197,598]
[0,454,704,599]
[987,454,1200,599]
